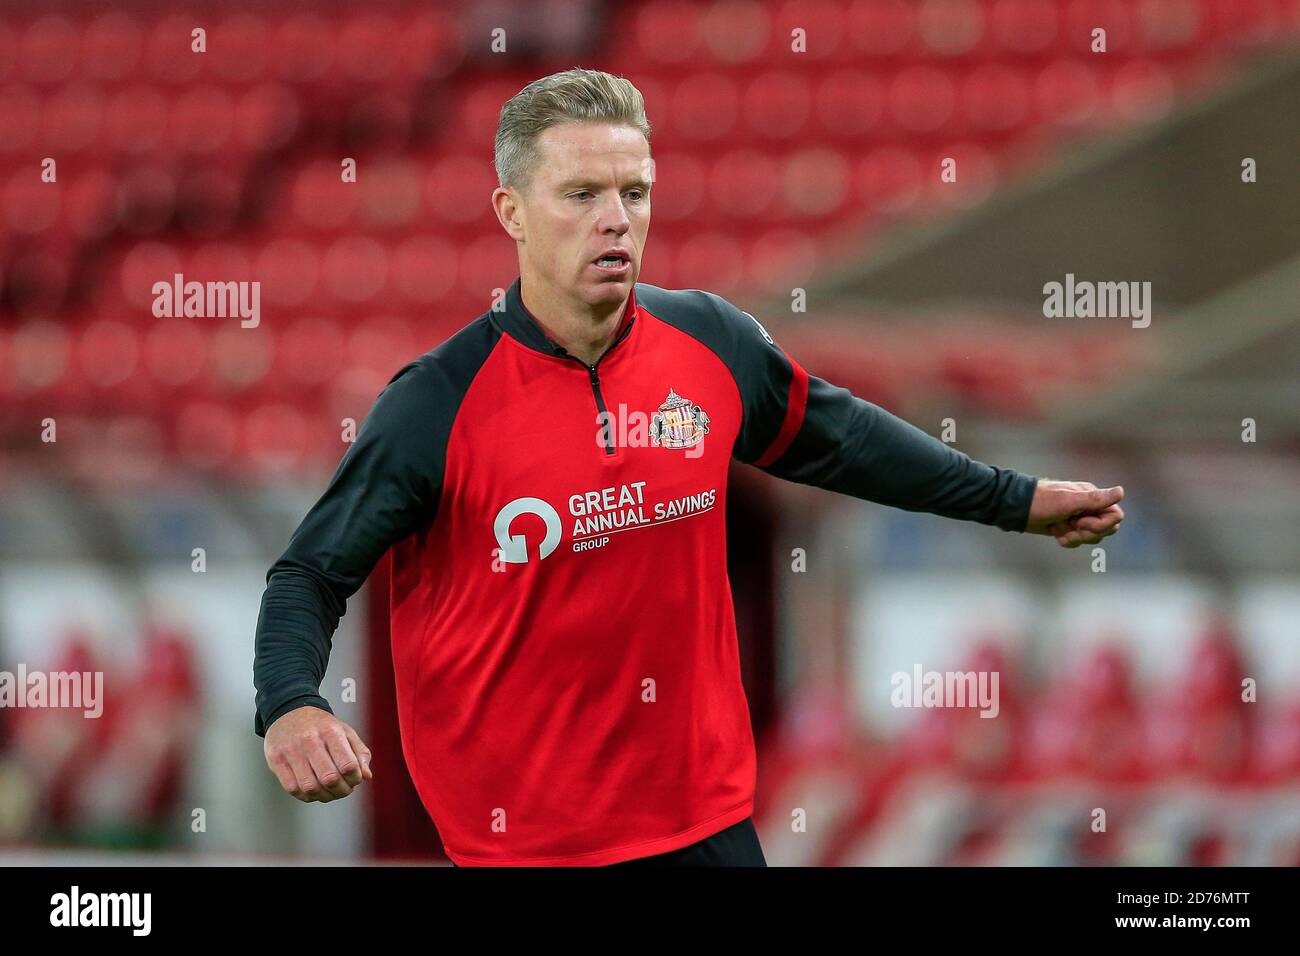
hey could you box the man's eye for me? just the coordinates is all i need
[571,191,592,200]
[626,191,645,202]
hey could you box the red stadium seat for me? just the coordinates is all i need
[845,0,917,56]
[233,83,300,152]
[118,240,183,310]
[209,324,271,390]
[916,0,985,58]
[255,238,321,307]
[291,161,358,231]
[271,14,336,85]
[781,148,851,218]
[988,0,1059,55]
[747,228,818,293]
[390,234,459,304]
[358,158,423,229]
[242,402,308,475]
[742,70,813,140]
[81,12,143,81]
[707,149,780,219]
[700,0,772,64]
[1034,59,1103,127]
[0,23,16,83]
[168,85,236,154]
[209,14,271,83]
[0,84,40,152]
[175,400,239,470]
[634,1,704,64]
[961,63,1032,131]
[646,152,707,221]
[186,242,253,288]
[338,14,404,84]
[78,318,140,389]
[348,316,417,382]
[775,0,846,61]
[814,69,886,140]
[21,16,79,85]
[61,165,116,239]
[674,232,746,295]
[144,15,206,85]
[4,169,61,235]
[456,79,527,150]
[1063,0,1135,54]
[456,233,517,300]
[1109,58,1177,123]
[322,236,390,303]
[856,146,925,216]
[142,317,208,389]
[424,154,497,225]
[888,65,958,135]
[104,84,168,153]
[276,316,346,386]
[669,73,740,140]
[41,83,103,152]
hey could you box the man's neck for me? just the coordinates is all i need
[519,275,628,367]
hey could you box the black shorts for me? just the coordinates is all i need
[448,817,767,868]
[606,817,767,867]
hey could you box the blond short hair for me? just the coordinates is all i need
[494,67,652,192]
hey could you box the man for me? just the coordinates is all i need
[253,68,1124,867]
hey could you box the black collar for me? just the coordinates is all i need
[493,276,637,359]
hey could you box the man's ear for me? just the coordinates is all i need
[492,186,526,241]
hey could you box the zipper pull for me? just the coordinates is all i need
[588,364,599,385]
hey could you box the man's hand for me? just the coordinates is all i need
[264,706,373,803]
[1025,479,1125,548]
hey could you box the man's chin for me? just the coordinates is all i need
[581,269,635,297]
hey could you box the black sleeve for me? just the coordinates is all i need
[715,294,1039,532]
[252,359,447,737]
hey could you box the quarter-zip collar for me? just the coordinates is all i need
[495,275,637,361]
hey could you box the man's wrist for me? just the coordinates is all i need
[257,694,333,737]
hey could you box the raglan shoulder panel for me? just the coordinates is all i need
[392,312,505,499]
[634,283,793,464]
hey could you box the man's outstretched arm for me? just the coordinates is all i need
[714,294,1124,545]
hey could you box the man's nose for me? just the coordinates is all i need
[597,194,632,232]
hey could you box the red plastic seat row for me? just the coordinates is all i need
[0,81,301,155]
[614,0,1300,69]
[0,10,463,88]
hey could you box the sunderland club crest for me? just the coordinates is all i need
[650,388,710,449]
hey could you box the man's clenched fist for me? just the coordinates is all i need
[1025,479,1126,548]
[264,706,373,803]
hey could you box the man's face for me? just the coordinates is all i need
[505,121,651,309]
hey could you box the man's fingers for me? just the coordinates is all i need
[343,725,374,781]
[323,726,366,787]
[282,748,330,803]
[1073,485,1124,516]
[1072,507,1123,533]
[1055,521,1120,548]
[267,753,300,796]
[264,708,372,803]
[1032,481,1125,546]
[304,734,353,799]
